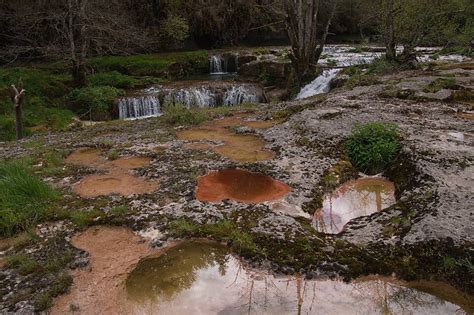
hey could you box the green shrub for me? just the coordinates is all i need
[69,86,124,120]
[0,160,59,236]
[345,122,400,175]
[107,148,119,160]
[5,255,40,275]
[0,115,16,141]
[69,209,104,227]
[161,103,208,126]
[88,51,208,77]
[367,57,402,75]
[34,293,53,311]
[423,78,458,93]
[89,71,138,89]
[0,67,71,100]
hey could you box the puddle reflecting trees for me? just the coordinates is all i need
[312,177,396,234]
[125,242,467,315]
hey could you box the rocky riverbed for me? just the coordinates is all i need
[0,60,473,313]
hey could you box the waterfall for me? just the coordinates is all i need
[164,88,217,108]
[296,69,342,100]
[118,96,161,120]
[210,56,225,74]
[223,86,259,106]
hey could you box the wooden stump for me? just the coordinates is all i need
[11,80,26,140]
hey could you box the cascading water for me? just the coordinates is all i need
[118,96,161,120]
[223,86,259,105]
[210,56,225,74]
[296,46,382,100]
[296,69,341,100]
[164,88,217,108]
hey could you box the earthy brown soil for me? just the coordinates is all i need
[66,148,158,198]
[65,148,105,168]
[72,170,159,198]
[196,169,291,203]
[177,114,277,163]
[51,226,153,315]
[458,112,474,121]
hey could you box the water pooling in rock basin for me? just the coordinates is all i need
[196,169,291,203]
[125,242,469,315]
[65,148,159,198]
[313,177,396,234]
[178,114,277,163]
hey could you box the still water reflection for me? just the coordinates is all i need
[125,242,467,315]
[312,177,396,234]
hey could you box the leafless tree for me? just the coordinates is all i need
[11,80,26,140]
[283,0,338,85]
[384,0,396,60]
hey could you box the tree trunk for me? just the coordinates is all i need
[385,0,396,60]
[284,0,337,86]
[72,61,87,87]
[11,82,26,140]
[68,0,88,87]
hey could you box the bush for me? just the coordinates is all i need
[367,57,402,75]
[423,78,458,93]
[0,160,59,236]
[0,115,16,141]
[161,103,208,126]
[88,51,208,77]
[5,255,40,275]
[69,86,124,120]
[0,68,74,140]
[345,122,400,175]
[89,71,138,89]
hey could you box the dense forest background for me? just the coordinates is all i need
[0,0,472,141]
[1,0,472,63]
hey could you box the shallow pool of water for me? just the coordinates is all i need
[125,242,470,315]
[196,169,291,203]
[312,177,396,234]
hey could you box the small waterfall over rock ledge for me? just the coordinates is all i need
[118,96,161,120]
[118,82,265,120]
[210,54,238,74]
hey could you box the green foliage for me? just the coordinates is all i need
[423,78,458,93]
[69,86,124,120]
[44,251,74,273]
[376,0,474,51]
[88,51,208,77]
[161,103,209,126]
[49,273,73,297]
[345,122,400,175]
[161,15,190,45]
[0,115,16,141]
[0,67,71,100]
[5,255,40,275]
[169,219,199,237]
[34,293,53,311]
[0,67,75,141]
[168,219,257,255]
[0,160,59,236]
[107,148,119,161]
[110,205,129,216]
[367,58,402,75]
[89,71,138,89]
[69,209,104,227]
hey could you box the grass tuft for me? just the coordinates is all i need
[0,160,59,236]
[345,122,400,175]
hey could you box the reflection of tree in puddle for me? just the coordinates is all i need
[126,242,229,302]
[313,178,396,234]
[125,242,464,315]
